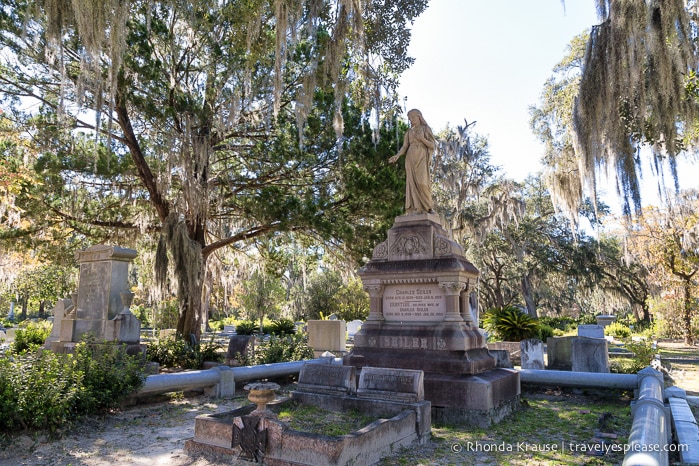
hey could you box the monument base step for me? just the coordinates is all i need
[344,346,496,374]
[426,368,520,427]
[431,393,521,428]
[423,368,520,408]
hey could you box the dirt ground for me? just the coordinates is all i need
[1,341,697,466]
[0,394,248,466]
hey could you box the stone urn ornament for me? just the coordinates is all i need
[244,382,280,418]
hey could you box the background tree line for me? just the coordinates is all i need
[1,1,698,344]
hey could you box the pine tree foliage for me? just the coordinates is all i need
[0,0,424,340]
[574,0,699,215]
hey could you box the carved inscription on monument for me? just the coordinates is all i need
[357,367,424,402]
[76,262,111,319]
[382,284,445,321]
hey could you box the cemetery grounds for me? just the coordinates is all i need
[0,340,697,466]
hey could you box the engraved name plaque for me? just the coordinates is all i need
[382,284,446,321]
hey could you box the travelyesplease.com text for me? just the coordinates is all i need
[450,441,688,455]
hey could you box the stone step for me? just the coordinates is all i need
[667,391,699,465]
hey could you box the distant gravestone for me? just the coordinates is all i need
[489,349,513,368]
[578,324,605,339]
[572,337,609,373]
[546,336,574,370]
[4,328,16,343]
[73,245,138,342]
[307,320,346,357]
[346,320,363,340]
[296,362,357,396]
[357,367,424,403]
[520,339,545,370]
[225,335,254,366]
[48,245,141,353]
[43,298,74,349]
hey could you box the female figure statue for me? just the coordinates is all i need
[389,109,435,214]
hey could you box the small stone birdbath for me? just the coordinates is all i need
[243,382,280,418]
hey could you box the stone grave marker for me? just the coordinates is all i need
[546,336,574,370]
[307,320,346,357]
[572,337,609,373]
[345,211,520,426]
[578,324,605,339]
[520,338,545,370]
[346,320,363,340]
[357,366,424,403]
[296,362,357,396]
[48,245,142,352]
[225,335,254,366]
[43,298,73,349]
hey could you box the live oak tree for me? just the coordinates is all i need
[575,0,699,215]
[530,32,589,229]
[622,191,699,345]
[0,0,424,340]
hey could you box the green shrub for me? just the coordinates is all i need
[72,338,146,413]
[146,336,224,369]
[208,319,224,331]
[130,304,152,328]
[629,319,655,338]
[605,322,631,339]
[610,339,657,374]
[235,320,258,335]
[253,334,314,365]
[482,306,539,341]
[12,320,52,353]
[577,314,597,325]
[625,339,657,373]
[198,337,225,363]
[538,316,575,331]
[267,318,297,336]
[0,339,145,432]
[0,318,15,328]
[0,350,82,431]
[537,324,555,341]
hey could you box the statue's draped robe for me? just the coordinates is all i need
[404,125,434,214]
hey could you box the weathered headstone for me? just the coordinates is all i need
[296,362,357,396]
[109,291,141,344]
[578,324,605,339]
[487,341,521,365]
[520,338,545,370]
[346,320,363,340]
[572,337,609,373]
[357,367,424,403]
[48,245,141,352]
[307,320,346,357]
[489,349,513,368]
[43,298,73,349]
[4,328,15,343]
[225,335,254,366]
[546,336,574,370]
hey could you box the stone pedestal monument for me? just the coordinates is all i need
[47,245,143,353]
[344,213,520,426]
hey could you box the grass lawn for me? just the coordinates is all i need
[380,387,631,466]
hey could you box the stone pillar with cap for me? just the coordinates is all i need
[49,245,141,353]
